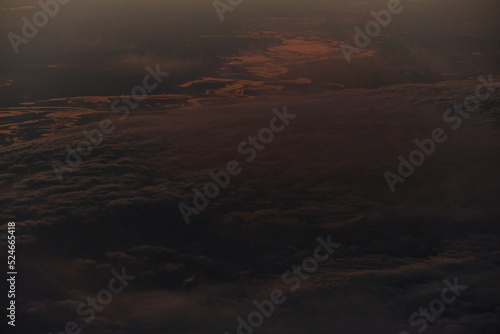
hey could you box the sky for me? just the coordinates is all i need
[0,1,500,334]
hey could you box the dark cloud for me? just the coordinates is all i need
[1,1,499,333]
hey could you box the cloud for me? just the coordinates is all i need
[107,54,203,74]
[1,77,500,333]
[0,6,35,11]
